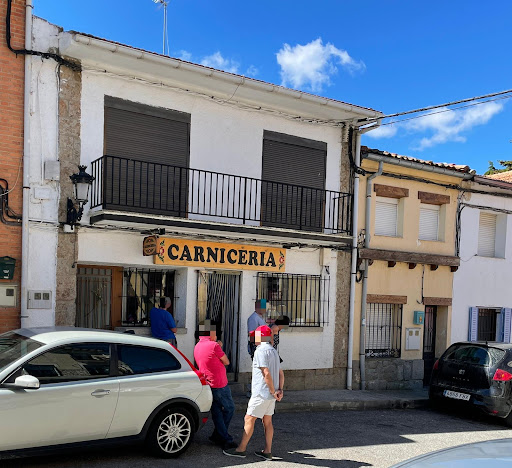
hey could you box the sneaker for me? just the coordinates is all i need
[222,441,238,450]
[254,451,273,460]
[223,448,247,458]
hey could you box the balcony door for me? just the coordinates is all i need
[261,131,327,232]
[103,96,190,217]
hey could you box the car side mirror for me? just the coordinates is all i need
[5,375,40,390]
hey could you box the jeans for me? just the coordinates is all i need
[210,385,235,443]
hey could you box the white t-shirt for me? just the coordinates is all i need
[252,342,280,400]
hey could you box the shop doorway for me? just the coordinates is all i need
[423,305,437,386]
[197,271,241,379]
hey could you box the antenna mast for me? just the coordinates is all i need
[153,0,170,56]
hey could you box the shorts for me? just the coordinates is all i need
[246,395,276,419]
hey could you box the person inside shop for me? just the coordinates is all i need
[194,319,237,451]
[150,297,177,347]
[270,315,290,363]
[247,299,267,360]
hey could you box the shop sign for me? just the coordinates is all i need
[154,238,286,271]
[143,236,158,256]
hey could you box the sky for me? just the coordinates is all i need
[33,1,512,175]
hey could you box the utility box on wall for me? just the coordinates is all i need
[28,290,52,309]
[413,310,425,325]
[406,328,421,350]
[0,285,17,307]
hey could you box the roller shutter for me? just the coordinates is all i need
[375,197,398,237]
[478,212,496,257]
[419,204,440,241]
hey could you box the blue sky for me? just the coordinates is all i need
[34,1,512,174]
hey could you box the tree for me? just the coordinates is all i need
[484,160,512,175]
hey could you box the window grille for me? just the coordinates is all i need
[122,268,178,327]
[256,273,329,327]
[477,308,499,341]
[365,303,402,358]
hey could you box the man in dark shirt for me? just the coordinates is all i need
[150,297,177,347]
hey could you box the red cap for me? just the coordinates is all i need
[256,325,272,337]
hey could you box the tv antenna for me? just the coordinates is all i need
[153,0,170,56]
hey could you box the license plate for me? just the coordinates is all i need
[443,390,470,401]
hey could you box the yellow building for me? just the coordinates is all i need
[353,147,472,390]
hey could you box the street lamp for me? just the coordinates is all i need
[66,165,95,227]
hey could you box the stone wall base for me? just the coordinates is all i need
[363,358,424,390]
[238,367,346,390]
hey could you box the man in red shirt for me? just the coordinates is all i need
[194,320,237,450]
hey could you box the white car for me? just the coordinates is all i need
[0,327,212,458]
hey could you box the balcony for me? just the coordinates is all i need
[90,155,352,235]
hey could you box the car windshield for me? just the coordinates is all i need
[444,344,505,367]
[0,332,43,373]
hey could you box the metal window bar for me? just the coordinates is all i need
[365,303,402,358]
[256,273,329,327]
[477,308,499,341]
[121,268,178,328]
[90,155,351,234]
[76,267,112,330]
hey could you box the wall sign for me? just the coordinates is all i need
[154,238,286,271]
[143,236,158,256]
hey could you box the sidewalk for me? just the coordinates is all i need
[231,388,429,413]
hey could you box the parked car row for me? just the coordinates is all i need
[0,327,212,458]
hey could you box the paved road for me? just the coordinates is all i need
[3,407,511,468]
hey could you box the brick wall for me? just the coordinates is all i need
[0,0,25,332]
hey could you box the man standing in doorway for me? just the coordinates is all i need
[194,320,237,451]
[224,325,284,461]
[247,299,267,359]
[150,297,177,347]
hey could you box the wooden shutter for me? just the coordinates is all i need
[478,212,497,257]
[419,204,440,241]
[103,96,190,216]
[503,308,512,343]
[261,131,327,232]
[468,307,479,341]
[375,197,398,237]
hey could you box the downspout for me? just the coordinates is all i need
[359,160,383,389]
[21,0,33,327]
[346,128,359,390]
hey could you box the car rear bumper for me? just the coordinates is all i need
[430,384,511,418]
[198,411,210,431]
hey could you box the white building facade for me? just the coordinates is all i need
[452,175,512,345]
[23,18,381,389]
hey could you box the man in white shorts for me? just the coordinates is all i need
[223,325,284,461]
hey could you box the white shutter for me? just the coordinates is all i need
[375,197,398,237]
[419,204,440,241]
[468,307,478,341]
[478,212,497,257]
[503,308,512,343]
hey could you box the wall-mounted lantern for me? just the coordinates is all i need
[66,165,95,227]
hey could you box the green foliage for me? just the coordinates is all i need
[484,160,512,175]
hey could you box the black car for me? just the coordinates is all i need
[429,341,512,425]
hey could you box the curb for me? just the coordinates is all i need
[234,397,429,413]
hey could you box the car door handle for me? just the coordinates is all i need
[91,389,111,397]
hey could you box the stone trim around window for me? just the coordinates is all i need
[418,191,450,205]
[366,294,407,304]
[373,184,409,199]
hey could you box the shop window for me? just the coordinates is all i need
[122,269,180,327]
[365,303,402,358]
[256,273,329,327]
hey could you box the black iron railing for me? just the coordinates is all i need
[90,155,352,234]
[365,303,402,358]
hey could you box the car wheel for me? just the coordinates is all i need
[146,407,194,458]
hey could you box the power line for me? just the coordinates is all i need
[358,88,512,123]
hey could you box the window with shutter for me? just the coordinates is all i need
[478,212,497,257]
[375,197,398,237]
[419,204,440,241]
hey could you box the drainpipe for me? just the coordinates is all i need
[359,160,383,389]
[21,0,33,328]
[346,128,359,390]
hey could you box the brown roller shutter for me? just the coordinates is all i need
[103,97,190,217]
[261,131,327,232]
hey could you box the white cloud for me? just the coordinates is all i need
[245,65,259,77]
[276,38,365,92]
[366,124,398,139]
[200,52,240,74]
[365,102,504,150]
[177,50,192,61]
[408,102,504,150]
